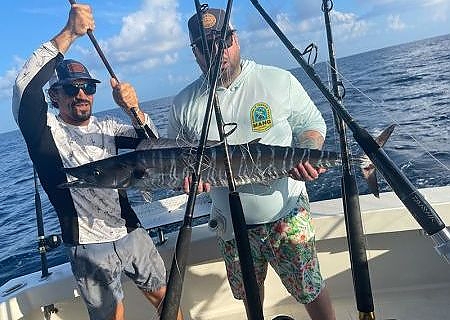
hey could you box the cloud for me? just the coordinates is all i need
[422,0,449,21]
[387,14,406,31]
[361,0,448,27]
[74,0,187,76]
[103,0,187,69]
[167,72,195,85]
[359,0,449,23]
[123,52,179,73]
[291,0,320,20]
[0,56,25,101]
[331,11,369,40]
[238,10,323,48]
[238,5,369,62]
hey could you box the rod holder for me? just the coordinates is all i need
[430,227,450,263]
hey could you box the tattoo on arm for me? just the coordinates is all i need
[298,130,325,150]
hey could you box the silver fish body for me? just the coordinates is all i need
[61,142,345,191]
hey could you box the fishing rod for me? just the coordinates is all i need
[161,1,264,319]
[33,166,49,278]
[249,0,450,263]
[33,166,59,319]
[67,0,156,140]
[195,1,265,318]
[33,167,62,276]
[322,1,375,319]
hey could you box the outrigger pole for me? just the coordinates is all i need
[162,1,264,319]
[321,1,375,319]
[249,0,450,263]
[68,0,157,140]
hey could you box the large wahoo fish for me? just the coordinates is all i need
[60,125,395,197]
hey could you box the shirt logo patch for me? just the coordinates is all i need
[251,102,273,132]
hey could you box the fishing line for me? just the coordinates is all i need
[234,144,273,196]
[193,27,274,198]
[321,2,374,265]
[325,61,450,173]
[318,7,350,201]
[317,0,378,282]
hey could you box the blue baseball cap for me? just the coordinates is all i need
[50,59,100,87]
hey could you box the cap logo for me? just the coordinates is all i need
[67,62,86,73]
[202,13,217,29]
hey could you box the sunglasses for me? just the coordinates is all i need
[193,31,234,56]
[59,82,97,97]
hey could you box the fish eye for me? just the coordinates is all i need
[133,168,146,179]
[93,169,101,176]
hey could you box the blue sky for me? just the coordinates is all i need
[1,0,449,133]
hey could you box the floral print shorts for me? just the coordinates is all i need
[217,194,324,304]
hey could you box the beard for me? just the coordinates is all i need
[218,58,240,87]
[197,46,241,88]
[72,108,92,123]
[69,99,92,123]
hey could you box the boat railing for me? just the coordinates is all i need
[134,193,212,245]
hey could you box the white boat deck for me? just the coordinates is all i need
[1,186,449,320]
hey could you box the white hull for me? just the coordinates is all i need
[1,186,450,320]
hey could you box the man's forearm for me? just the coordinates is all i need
[51,29,78,54]
[298,130,325,150]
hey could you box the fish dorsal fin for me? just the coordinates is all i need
[375,124,396,147]
[207,138,261,148]
[137,137,262,152]
[137,138,197,150]
[205,138,262,150]
[246,138,261,144]
[204,139,224,148]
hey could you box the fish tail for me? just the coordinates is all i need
[375,124,396,147]
[359,124,396,198]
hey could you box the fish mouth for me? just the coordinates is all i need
[58,180,98,189]
[58,177,131,189]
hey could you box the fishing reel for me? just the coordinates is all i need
[38,234,62,253]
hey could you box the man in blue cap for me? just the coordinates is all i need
[12,3,183,320]
[168,6,335,320]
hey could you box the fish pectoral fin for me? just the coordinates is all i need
[117,166,152,188]
[133,166,148,179]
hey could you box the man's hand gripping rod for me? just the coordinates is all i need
[68,0,154,139]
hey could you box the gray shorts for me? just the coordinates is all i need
[65,228,166,320]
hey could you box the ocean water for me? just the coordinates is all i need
[0,34,449,287]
